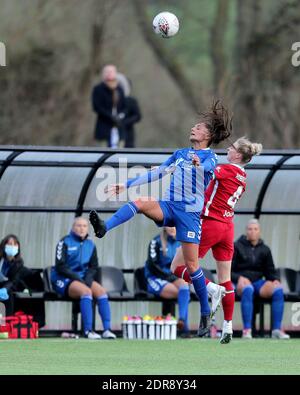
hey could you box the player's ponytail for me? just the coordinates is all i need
[235,137,263,163]
[199,100,233,146]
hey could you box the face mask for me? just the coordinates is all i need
[4,244,19,257]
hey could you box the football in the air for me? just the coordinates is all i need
[152,12,179,38]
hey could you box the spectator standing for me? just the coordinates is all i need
[232,219,290,339]
[117,74,142,148]
[51,217,116,339]
[123,92,142,148]
[92,65,126,148]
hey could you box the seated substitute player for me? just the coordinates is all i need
[51,217,116,339]
[232,219,290,339]
[144,227,191,336]
[171,137,263,344]
[90,101,232,336]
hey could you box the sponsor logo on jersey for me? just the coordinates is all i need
[68,247,78,251]
[187,231,195,238]
[236,173,246,183]
[174,158,184,167]
[223,210,234,217]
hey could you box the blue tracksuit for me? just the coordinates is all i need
[51,231,98,296]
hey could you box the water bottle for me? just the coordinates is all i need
[142,315,150,339]
[170,317,177,340]
[61,332,79,339]
[148,318,155,340]
[127,316,134,339]
[164,316,172,340]
[134,316,142,339]
[122,315,128,339]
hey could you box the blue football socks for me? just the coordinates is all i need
[178,285,190,331]
[80,294,93,333]
[105,202,139,232]
[241,286,254,329]
[97,294,111,331]
[272,288,284,330]
[190,268,211,316]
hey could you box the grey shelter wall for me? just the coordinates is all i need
[0,146,299,271]
[0,146,299,330]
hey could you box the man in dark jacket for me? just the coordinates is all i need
[51,217,116,339]
[232,219,289,339]
[123,95,142,148]
[92,65,126,148]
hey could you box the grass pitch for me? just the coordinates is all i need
[0,338,299,375]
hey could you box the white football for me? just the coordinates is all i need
[152,12,179,38]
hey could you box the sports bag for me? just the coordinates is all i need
[2,311,39,339]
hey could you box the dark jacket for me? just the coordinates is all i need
[231,235,279,283]
[0,257,27,292]
[52,231,98,287]
[144,234,180,283]
[92,82,126,141]
[123,96,141,148]
[0,258,45,325]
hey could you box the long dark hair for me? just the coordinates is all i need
[0,234,22,260]
[199,100,232,146]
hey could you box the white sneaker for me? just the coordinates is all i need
[220,320,233,344]
[271,329,290,339]
[85,331,102,340]
[102,329,117,339]
[242,329,252,339]
[207,284,226,317]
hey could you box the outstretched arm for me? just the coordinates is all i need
[106,153,176,196]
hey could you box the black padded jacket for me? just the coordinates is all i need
[231,235,279,283]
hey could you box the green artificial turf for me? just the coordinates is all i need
[0,338,299,375]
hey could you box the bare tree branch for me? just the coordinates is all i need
[133,0,201,112]
[210,0,230,96]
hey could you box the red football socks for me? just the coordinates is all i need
[174,265,192,284]
[219,281,235,321]
[174,267,235,321]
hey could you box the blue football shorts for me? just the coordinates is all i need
[155,200,201,244]
[146,275,169,296]
[51,269,73,297]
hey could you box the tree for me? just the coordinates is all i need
[233,0,300,147]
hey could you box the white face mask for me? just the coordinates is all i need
[4,244,19,257]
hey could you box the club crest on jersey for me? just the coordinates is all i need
[187,151,195,159]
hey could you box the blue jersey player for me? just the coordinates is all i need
[89,101,232,336]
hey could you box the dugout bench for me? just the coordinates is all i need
[11,266,300,336]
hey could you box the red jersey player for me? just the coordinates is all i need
[171,137,263,344]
